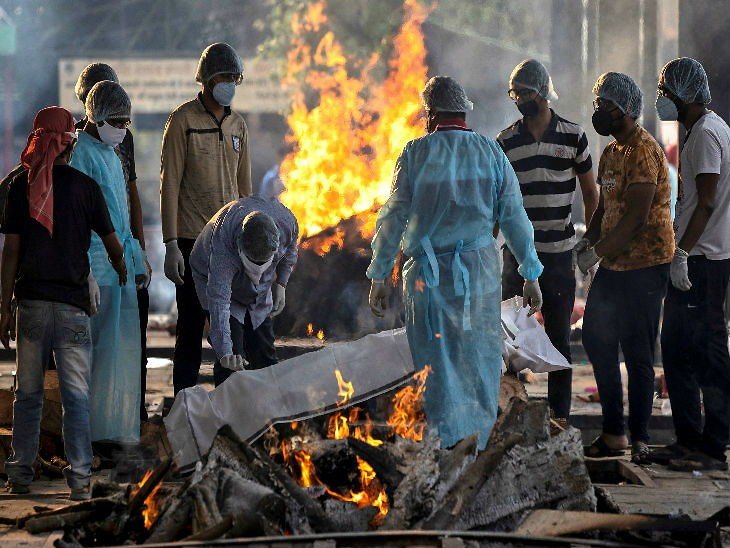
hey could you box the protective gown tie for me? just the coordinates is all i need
[419,234,490,340]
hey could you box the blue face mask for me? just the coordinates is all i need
[212,81,236,107]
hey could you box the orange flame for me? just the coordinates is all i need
[387,365,432,441]
[280,0,431,239]
[301,227,346,256]
[306,323,314,336]
[136,470,162,529]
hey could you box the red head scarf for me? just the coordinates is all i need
[20,107,76,236]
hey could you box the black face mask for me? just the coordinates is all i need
[592,109,618,136]
[517,100,539,117]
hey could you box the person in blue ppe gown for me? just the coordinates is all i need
[70,80,145,444]
[367,76,544,450]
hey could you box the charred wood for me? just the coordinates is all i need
[212,425,336,533]
[24,510,96,535]
[127,456,172,515]
[421,432,524,530]
[346,437,405,499]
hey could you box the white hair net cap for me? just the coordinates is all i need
[195,42,244,83]
[75,63,119,103]
[85,80,131,124]
[659,57,711,105]
[421,76,473,112]
[509,59,558,100]
[238,211,280,263]
[592,72,643,119]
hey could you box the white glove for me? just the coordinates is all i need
[270,283,286,317]
[136,252,152,290]
[572,238,591,271]
[522,279,543,316]
[670,247,692,291]
[369,279,387,317]
[164,240,185,285]
[88,272,100,316]
[220,354,247,372]
[576,246,601,275]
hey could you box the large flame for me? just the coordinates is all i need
[280,0,431,240]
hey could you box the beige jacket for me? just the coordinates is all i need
[160,95,252,241]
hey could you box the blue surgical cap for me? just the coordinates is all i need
[85,80,131,124]
[421,76,473,112]
[659,57,711,104]
[593,72,643,119]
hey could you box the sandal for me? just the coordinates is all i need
[585,436,626,458]
[631,442,651,465]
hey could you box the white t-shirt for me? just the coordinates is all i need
[676,111,730,260]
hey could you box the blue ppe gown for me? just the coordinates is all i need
[367,128,543,450]
[71,131,144,443]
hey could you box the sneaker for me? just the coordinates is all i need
[69,484,91,501]
[668,451,729,472]
[649,443,692,465]
[5,481,30,494]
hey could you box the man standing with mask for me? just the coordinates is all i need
[497,59,598,426]
[653,58,730,471]
[189,199,298,386]
[71,81,146,445]
[74,62,151,423]
[577,72,674,464]
[160,43,252,394]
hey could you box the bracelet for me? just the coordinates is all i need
[108,253,125,264]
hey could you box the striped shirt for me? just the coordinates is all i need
[497,111,592,253]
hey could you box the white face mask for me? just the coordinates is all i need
[97,122,127,146]
[240,252,274,285]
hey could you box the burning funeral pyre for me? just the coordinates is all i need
[21,373,596,546]
[274,0,431,340]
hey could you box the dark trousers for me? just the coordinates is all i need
[582,264,669,442]
[172,238,207,395]
[661,256,730,461]
[502,248,575,419]
[138,287,149,421]
[212,314,278,386]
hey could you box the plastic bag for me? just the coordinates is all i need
[165,328,415,469]
[500,296,573,374]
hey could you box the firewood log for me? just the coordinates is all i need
[434,433,478,496]
[421,431,524,530]
[346,437,405,499]
[213,425,337,533]
[24,510,96,534]
[144,494,194,543]
[128,456,172,515]
[17,496,121,529]
[183,515,234,541]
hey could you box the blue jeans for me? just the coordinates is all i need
[5,300,92,489]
